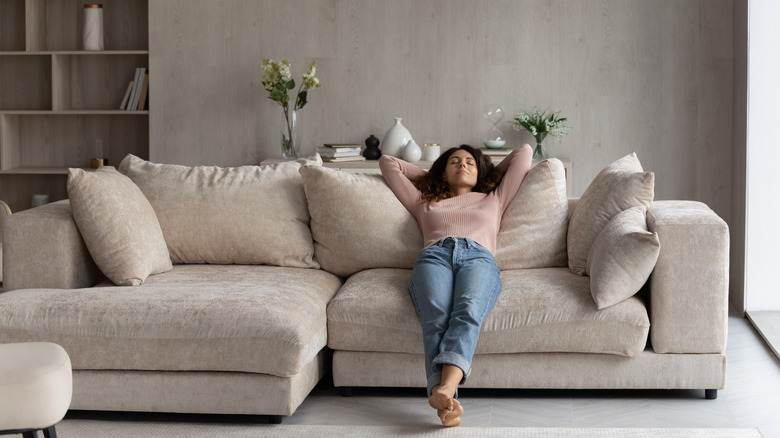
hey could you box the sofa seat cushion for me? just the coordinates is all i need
[0,265,342,377]
[327,268,649,357]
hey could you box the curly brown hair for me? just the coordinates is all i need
[414,145,501,203]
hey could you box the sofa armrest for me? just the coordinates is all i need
[646,201,729,354]
[2,200,103,291]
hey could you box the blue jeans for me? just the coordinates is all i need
[409,237,502,397]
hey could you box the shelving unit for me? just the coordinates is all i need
[0,0,149,212]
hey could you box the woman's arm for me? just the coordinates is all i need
[379,155,424,213]
[493,144,533,212]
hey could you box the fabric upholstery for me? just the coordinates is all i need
[327,267,649,357]
[67,167,172,286]
[0,265,342,378]
[70,351,327,416]
[586,206,660,309]
[0,342,72,430]
[300,166,423,277]
[2,201,102,291]
[495,158,569,270]
[118,154,321,268]
[332,350,727,391]
[301,159,569,277]
[647,201,729,354]
[567,153,655,275]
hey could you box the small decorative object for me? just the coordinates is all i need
[422,143,441,161]
[262,58,322,160]
[510,107,570,160]
[31,194,49,208]
[363,134,381,160]
[381,117,413,158]
[83,4,104,51]
[402,140,422,163]
[482,105,506,148]
[90,158,105,168]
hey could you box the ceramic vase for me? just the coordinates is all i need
[363,135,381,160]
[281,109,299,160]
[381,117,413,158]
[402,140,422,163]
[83,4,104,51]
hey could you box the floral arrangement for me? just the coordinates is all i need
[510,108,570,160]
[262,59,322,158]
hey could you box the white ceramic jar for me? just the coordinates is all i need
[83,4,104,51]
[402,140,422,163]
[381,117,413,158]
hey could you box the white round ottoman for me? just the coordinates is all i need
[0,343,72,438]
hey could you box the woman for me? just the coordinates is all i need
[379,143,533,427]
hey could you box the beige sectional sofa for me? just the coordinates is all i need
[0,152,729,423]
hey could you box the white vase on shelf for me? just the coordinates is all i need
[381,117,413,158]
[402,140,422,163]
[83,4,104,51]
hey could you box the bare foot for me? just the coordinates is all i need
[439,399,463,427]
[428,384,453,412]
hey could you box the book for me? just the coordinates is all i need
[126,68,141,110]
[119,81,134,109]
[323,143,363,148]
[137,73,149,110]
[321,155,366,163]
[318,146,362,157]
[128,67,146,110]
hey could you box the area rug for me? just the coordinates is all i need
[56,421,764,438]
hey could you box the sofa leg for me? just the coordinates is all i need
[22,432,38,438]
[705,389,718,400]
[340,386,353,397]
[267,415,283,424]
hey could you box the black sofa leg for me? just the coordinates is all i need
[705,389,718,400]
[340,386,353,397]
[267,415,283,424]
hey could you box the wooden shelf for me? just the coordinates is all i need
[0,0,149,212]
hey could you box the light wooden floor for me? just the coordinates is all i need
[282,309,780,435]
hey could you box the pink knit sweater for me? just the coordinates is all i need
[379,147,532,254]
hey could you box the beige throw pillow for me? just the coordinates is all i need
[495,158,569,270]
[118,154,320,268]
[567,153,654,275]
[67,167,172,286]
[300,166,423,277]
[586,206,660,309]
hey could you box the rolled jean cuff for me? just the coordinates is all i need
[426,373,461,399]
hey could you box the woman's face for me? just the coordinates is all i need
[444,149,478,194]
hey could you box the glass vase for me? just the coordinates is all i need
[281,109,299,160]
[533,142,548,161]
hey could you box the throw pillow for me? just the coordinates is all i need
[495,158,569,270]
[118,154,321,268]
[586,206,660,309]
[299,165,423,277]
[67,167,172,286]
[567,153,654,275]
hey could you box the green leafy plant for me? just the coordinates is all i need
[510,108,570,159]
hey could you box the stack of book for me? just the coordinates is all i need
[318,144,365,162]
[119,67,149,111]
[480,147,513,160]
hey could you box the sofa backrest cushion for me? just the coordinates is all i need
[586,205,660,309]
[67,167,172,285]
[567,153,655,275]
[495,158,569,270]
[300,166,423,277]
[300,157,569,277]
[118,154,320,268]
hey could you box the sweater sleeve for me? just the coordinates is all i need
[493,145,533,213]
[379,155,424,214]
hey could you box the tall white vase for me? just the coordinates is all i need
[381,117,413,158]
[83,4,104,51]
